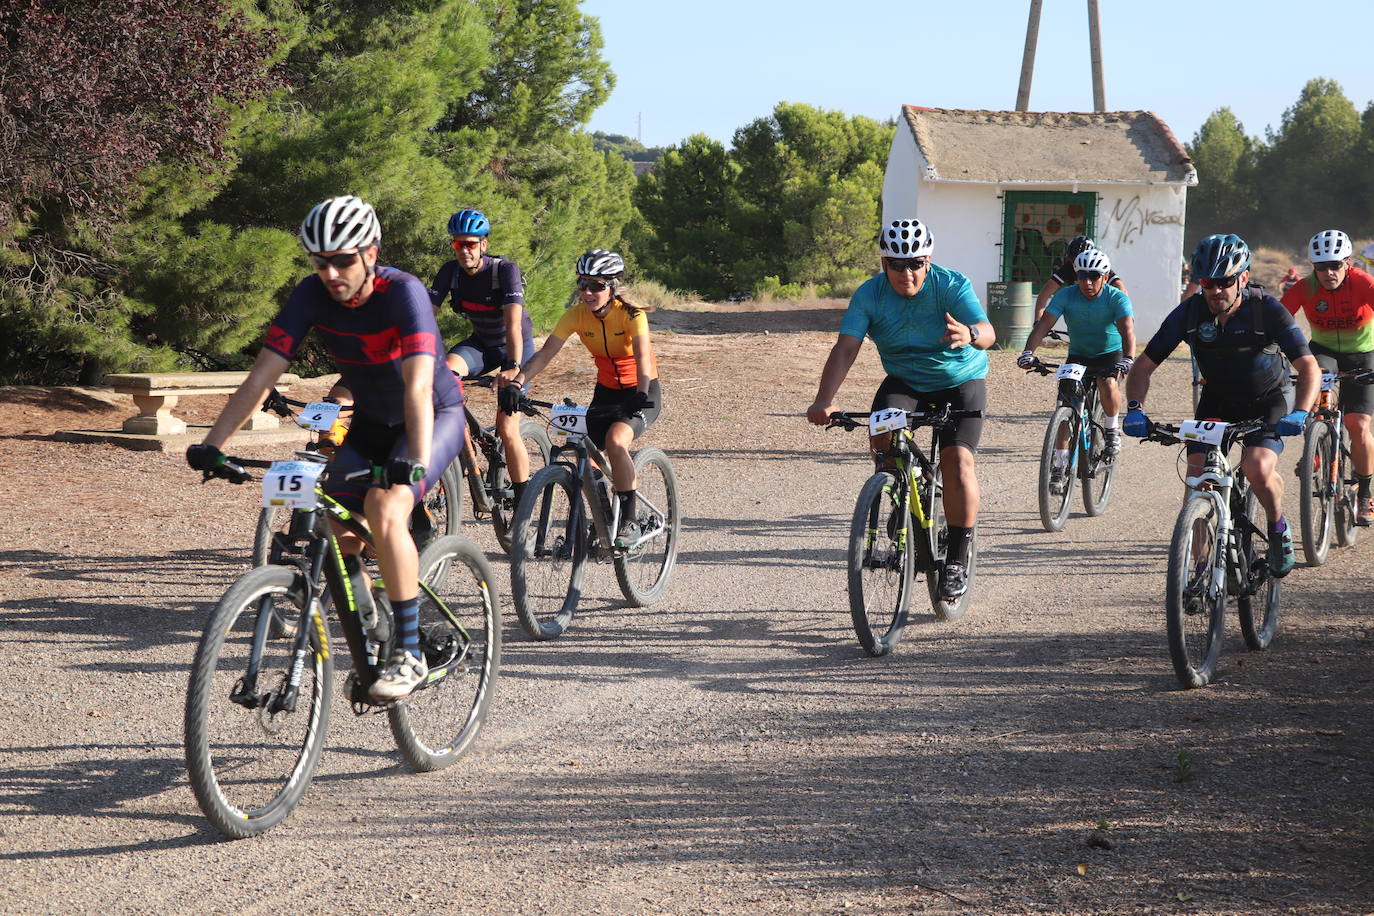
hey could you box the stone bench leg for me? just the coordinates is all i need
[124,394,187,435]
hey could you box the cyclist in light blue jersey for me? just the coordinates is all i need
[808,217,994,599]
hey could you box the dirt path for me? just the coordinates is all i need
[1,301,1371,915]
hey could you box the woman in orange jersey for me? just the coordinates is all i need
[503,249,661,542]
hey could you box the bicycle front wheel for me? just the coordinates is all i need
[1236,485,1280,651]
[184,565,333,838]
[1298,421,1335,566]
[614,448,681,607]
[1080,397,1116,517]
[388,535,501,771]
[509,464,587,639]
[1165,496,1226,688]
[847,471,914,656]
[1037,405,1075,531]
[251,506,290,567]
[491,420,554,552]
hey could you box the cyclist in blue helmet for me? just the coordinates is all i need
[429,208,535,502]
[1124,233,1321,577]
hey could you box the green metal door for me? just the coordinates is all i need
[1001,191,1097,284]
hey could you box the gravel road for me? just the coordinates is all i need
[1,301,1370,914]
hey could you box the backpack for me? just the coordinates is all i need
[1185,283,1291,395]
[450,255,505,298]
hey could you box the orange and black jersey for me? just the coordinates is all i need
[550,299,657,389]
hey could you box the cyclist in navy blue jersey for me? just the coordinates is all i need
[428,208,534,500]
[188,195,466,699]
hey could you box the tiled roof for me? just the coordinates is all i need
[900,106,1195,185]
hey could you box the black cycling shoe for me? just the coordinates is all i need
[938,562,969,601]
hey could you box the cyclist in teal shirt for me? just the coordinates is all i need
[808,217,994,600]
[1018,248,1136,489]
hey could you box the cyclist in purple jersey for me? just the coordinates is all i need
[428,208,535,501]
[187,196,466,700]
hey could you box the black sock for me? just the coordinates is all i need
[617,490,636,524]
[512,479,526,504]
[945,525,974,566]
[1358,474,1372,500]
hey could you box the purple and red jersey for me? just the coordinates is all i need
[266,266,464,425]
[428,255,530,348]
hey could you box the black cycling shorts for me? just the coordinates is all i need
[326,406,467,512]
[1310,343,1374,416]
[870,376,986,452]
[1191,387,1292,457]
[1060,350,1122,401]
[587,378,662,449]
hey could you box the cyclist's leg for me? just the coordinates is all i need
[935,378,986,572]
[1335,349,1374,484]
[445,336,481,378]
[495,338,537,487]
[867,376,921,469]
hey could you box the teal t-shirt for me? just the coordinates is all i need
[838,265,989,391]
[1045,284,1133,358]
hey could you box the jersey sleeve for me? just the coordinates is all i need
[1049,260,1074,287]
[550,307,580,342]
[391,274,446,361]
[497,260,525,306]
[837,284,874,340]
[263,279,318,360]
[427,261,456,308]
[1111,288,1133,319]
[1044,288,1069,319]
[943,271,988,325]
[626,308,650,338]
[1264,297,1311,361]
[1278,280,1305,316]
[1143,301,1189,364]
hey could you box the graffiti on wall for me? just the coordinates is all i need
[1103,195,1182,248]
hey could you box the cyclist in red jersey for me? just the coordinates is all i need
[1280,229,1374,524]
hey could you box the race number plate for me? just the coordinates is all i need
[1055,363,1087,381]
[1179,420,1228,446]
[551,404,589,438]
[1321,372,1337,393]
[262,460,325,509]
[298,401,342,432]
[868,408,908,435]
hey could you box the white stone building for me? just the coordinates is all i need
[882,107,1198,339]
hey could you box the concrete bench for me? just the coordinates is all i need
[103,371,302,436]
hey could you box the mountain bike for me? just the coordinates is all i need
[505,393,680,640]
[1023,357,1121,532]
[453,375,552,552]
[827,405,982,656]
[250,391,461,566]
[1298,369,1374,565]
[1143,419,1279,688]
[185,453,500,838]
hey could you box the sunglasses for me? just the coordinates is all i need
[451,239,483,251]
[885,257,929,272]
[1197,274,1241,290]
[577,277,610,292]
[1315,260,1346,272]
[309,251,361,270]
[1076,270,1104,282]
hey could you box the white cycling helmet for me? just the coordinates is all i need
[1074,249,1111,274]
[299,195,381,253]
[1308,229,1353,263]
[576,248,625,278]
[878,218,934,258]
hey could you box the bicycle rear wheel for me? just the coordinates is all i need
[1334,442,1360,548]
[1165,496,1226,688]
[847,471,914,656]
[614,448,681,606]
[388,535,500,771]
[925,468,976,623]
[1298,421,1335,566]
[491,420,554,552]
[1080,397,1116,517]
[1037,406,1075,531]
[184,565,333,838]
[412,463,463,553]
[509,464,587,639]
[1236,485,1280,650]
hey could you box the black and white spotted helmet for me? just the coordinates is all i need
[576,248,625,278]
[299,195,381,253]
[1308,229,1353,263]
[878,218,934,258]
[1074,248,1111,274]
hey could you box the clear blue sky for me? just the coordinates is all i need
[581,0,1373,151]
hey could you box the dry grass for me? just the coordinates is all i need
[1251,236,1374,289]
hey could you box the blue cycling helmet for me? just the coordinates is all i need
[447,209,490,237]
[1190,233,1251,280]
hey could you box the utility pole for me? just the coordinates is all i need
[1015,0,1043,111]
[1087,0,1106,111]
[637,112,642,144]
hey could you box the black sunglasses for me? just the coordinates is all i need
[1315,260,1346,272]
[1076,270,1104,282]
[578,277,610,292]
[309,251,361,270]
[1198,274,1241,290]
[884,257,929,272]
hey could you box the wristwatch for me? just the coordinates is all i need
[1127,400,1144,411]
[967,323,980,344]
[500,359,519,371]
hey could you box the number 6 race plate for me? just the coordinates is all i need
[1179,420,1228,446]
[297,401,342,431]
[551,404,589,438]
[262,460,325,509]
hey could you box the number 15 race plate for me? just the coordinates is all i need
[263,461,325,509]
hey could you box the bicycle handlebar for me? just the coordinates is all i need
[825,406,983,432]
[1142,419,1271,449]
[1022,357,1122,379]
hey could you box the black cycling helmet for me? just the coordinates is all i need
[1190,233,1251,280]
[1065,236,1094,261]
[576,249,625,278]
